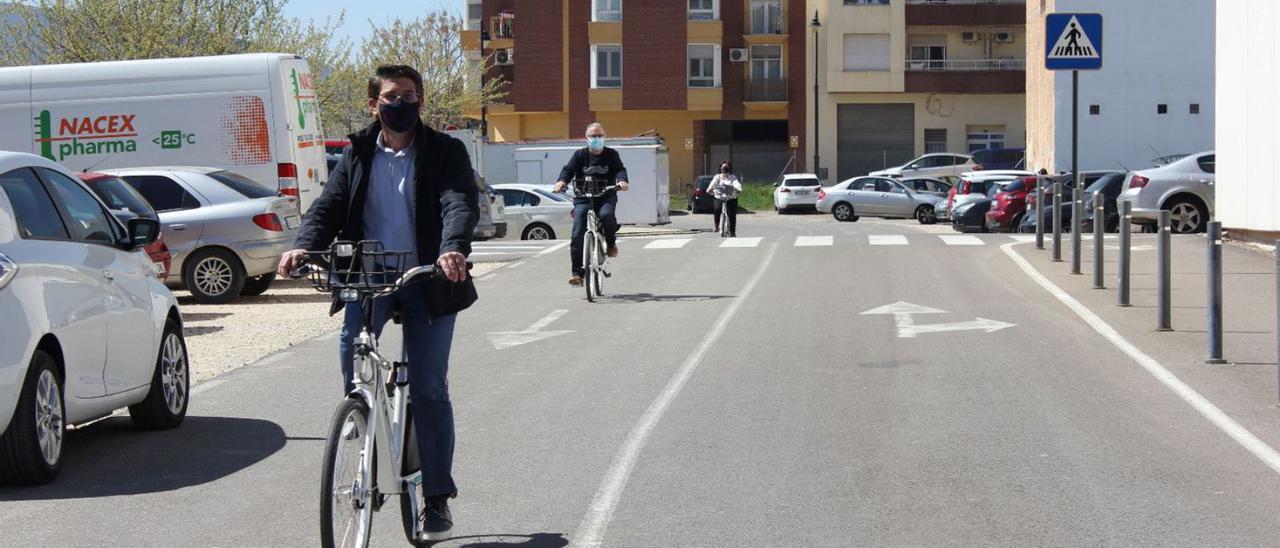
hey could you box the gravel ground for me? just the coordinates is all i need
[178,261,507,385]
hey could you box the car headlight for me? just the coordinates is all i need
[0,252,17,290]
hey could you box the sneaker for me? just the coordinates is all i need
[607,244,619,258]
[569,275,583,286]
[422,496,453,541]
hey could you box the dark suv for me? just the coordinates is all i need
[687,175,715,213]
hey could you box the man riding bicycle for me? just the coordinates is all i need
[276,64,478,540]
[553,122,629,287]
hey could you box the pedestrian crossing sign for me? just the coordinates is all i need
[1045,13,1102,70]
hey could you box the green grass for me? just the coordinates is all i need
[668,181,780,213]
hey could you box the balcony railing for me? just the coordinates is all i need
[904,58,1025,71]
[744,77,787,102]
[489,12,514,39]
[905,0,1024,4]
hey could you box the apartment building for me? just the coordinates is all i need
[806,0,1026,182]
[462,0,808,186]
[1026,0,1215,173]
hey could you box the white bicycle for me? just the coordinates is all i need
[719,198,733,238]
[567,177,616,302]
[296,241,467,548]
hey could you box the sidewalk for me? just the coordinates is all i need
[1008,232,1280,452]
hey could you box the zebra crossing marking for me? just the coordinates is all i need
[939,235,985,246]
[644,238,694,250]
[794,235,834,247]
[720,237,763,248]
[869,235,909,246]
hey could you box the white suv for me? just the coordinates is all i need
[0,152,188,485]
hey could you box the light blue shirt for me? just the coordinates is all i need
[364,133,418,267]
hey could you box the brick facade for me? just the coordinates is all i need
[787,0,807,171]
[621,2,687,110]
[512,1,564,112]
[568,0,594,133]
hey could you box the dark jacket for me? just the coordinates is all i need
[295,121,480,317]
[557,147,628,202]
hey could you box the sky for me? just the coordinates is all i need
[282,0,463,48]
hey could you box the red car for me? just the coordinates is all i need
[77,172,173,281]
[984,176,1038,232]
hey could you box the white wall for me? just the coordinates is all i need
[1050,0,1215,173]
[1216,0,1277,233]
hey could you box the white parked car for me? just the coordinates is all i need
[869,153,976,179]
[0,152,188,485]
[816,176,946,224]
[774,173,823,213]
[493,184,573,240]
[1116,151,1215,233]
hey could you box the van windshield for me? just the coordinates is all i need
[209,171,276,199]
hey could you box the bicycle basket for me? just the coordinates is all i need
[574,176,608,197]
[302,240,410,295]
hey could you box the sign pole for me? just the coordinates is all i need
[1071,69,1082,275]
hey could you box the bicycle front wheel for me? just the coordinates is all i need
[583,231,595,302]
[320,397,374,548]
[593,236,605,298]
[720,204,730,237]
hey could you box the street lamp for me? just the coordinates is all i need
[810,11,821,179]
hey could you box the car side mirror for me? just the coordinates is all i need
[907,164,920,170]
[128,217,161,249]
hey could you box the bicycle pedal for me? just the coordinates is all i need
[603,271,612,278]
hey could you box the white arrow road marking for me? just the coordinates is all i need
[487,309,574,350]
[860,301,1015,338]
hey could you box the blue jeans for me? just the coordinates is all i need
[570,197,618,276]
[338,283,458,497]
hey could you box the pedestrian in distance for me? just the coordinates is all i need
[709,160,742,237]
[554,122,630,287]
[276,63,478,540]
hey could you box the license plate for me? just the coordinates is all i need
[284,216,300,230]
[794,190,810,195]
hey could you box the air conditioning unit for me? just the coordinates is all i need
[961,31,980,43]
[495,48,514,66]
[994,32,1014,43]
[728,48,749,63]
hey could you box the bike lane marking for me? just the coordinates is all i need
[1002,241,1280,476]
[572,243,780,547]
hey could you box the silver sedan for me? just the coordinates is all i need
[817,176,945,224]
[103,167,300,303]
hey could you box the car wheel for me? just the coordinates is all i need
[0,350,64,485]
[240,273,276,296]
[1009,213,1024,232]
[183,248,245,304]
[1165,197,1208,234]
[522,223,555,240]
[833,203,855,222]
[915,205,937,225]
[128,318,189,430]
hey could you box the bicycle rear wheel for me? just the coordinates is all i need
[593,237,605,298]
[720,203,730,237]
[583,231,595,302]
[320,397,374,548]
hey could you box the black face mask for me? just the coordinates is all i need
[378,100,420,133]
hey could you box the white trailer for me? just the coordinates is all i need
[0,53,329,210]
[513,143,670,225]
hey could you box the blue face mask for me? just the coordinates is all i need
[588,136,604,152]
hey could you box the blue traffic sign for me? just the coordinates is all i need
[1045,13,1102,70]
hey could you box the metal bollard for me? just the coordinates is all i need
[1157,210,1173,331]
[1206,222,1225,364]
[1118,202,1132,307]
[1052,181,1063,262]
[1093,191,1105,289]
[1072,176,1083,274]
[1035,176,1045,250]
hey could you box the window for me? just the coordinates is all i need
[208,170,275,199]
[750,0,782,34]
[1157,103,1168,114]
[1190,103,1201,114]
[41,168,120,245]
[688,0,717,20]
[908,35,947,70]
[924,129,947,154]
[1089,104,1100,115]
[0,168,69,240]
[843,34,891,71]
[594,0,621,22]
[966,131,1005,153]
[500,189,540,207]
[465,1,482,30]
[592,45,623,88]
[87,176,157,218]
[783,177,820,187]
[750,45,782,80]
[845,0,889,5]
[1197,154,1215,174]
[124,175,201,212]
[688,44,720,88]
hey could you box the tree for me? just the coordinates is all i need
[357,10,507,131]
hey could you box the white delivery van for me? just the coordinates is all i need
[514,142,670,225]
[0,53,328,211]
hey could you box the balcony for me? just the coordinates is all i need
[903,58,1024,93]
[748,2,784,35]
[906,0,1025,27]
[489,12,514,39]
[744,77,788,102]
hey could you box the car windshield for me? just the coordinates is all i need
[89,175,157,218]
[208,170,276,199]
[533,188,569,202]
[696,177,713,190]
[1003,180,1026,193]
[785,178,820,187]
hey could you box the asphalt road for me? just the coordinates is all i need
[3,213,1279,547]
